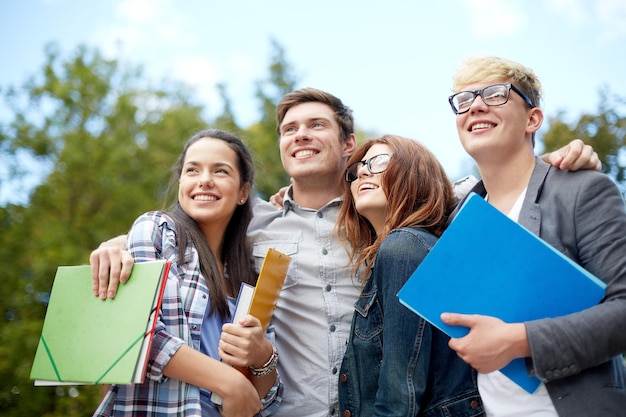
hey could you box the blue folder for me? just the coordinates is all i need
[397,193,606,393]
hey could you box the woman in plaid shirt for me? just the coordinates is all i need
[94,129,282,417]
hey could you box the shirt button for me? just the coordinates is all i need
[340,373,348,382]
[470,399,479,409]
[332,367,337,374]
[322,248,328,255]
[330,324,336,332]
[325,284,332,292]
[317,211,323,218]
[343,410,351,417]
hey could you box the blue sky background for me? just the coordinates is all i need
[1,0,625,204]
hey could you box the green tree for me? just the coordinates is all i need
[0,43,207,417]
[245,38,298,198]
[213,82,242,135]
[542,88,626,195]
[0,37,373,416]
[0,38,305,416]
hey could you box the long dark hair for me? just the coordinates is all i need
[165,128,256,317]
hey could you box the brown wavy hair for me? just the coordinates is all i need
[336,134,455,282]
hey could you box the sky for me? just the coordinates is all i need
[1,0,625,204]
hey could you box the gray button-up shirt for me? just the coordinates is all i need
[248,190,361,417]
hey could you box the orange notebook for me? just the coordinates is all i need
[247,248,291,329]
[212,248,291,404]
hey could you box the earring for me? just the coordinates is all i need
[240,199,245,204]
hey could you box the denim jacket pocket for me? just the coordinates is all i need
[353,290,383,340]
[252,234,299,289]
[423,392,484,417]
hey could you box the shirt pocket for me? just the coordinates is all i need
[353,290,383,340]
[252,232,299,290]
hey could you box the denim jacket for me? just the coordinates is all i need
[338,227,484,417]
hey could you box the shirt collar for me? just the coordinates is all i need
[283,184,343,213]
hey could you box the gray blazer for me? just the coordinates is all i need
[451,157,626,416]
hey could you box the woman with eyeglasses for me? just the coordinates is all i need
[336,134,484,416]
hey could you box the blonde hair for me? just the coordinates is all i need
[451,56,542,108]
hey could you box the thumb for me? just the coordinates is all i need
[549,150,565,168]
[441,312,473,327]
[238,314,261,328]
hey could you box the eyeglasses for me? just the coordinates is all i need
[448,83,535,115]
[345,153,392,183]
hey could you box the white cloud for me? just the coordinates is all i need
[548,0,626,41]
[116,0,167,23]
[228,53,256,80]
[91,0,194,59]
[547,0,588,24]
[171,55,219,89]
[85,0,219,103]
[170,55,221,109]
[595,0,626,41]
[460,0,527,38]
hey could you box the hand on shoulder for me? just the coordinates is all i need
[90,235,133,299]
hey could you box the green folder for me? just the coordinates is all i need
[30,260,169,385]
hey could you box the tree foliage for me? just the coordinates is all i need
[5,38,623,416]
[246,38,298,198]
[542,87,626,195]
[0,39,311,417]
[0,44,206,416]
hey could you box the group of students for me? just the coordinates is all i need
[89,56,626,417]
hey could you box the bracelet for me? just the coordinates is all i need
[248,344,278,377]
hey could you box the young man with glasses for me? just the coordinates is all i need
[442,56,626,416]
[91,87,601,417]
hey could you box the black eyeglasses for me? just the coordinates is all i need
[345,153,392,183]
[448,83,535,115]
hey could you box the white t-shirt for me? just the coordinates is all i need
[479,190,558,417]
